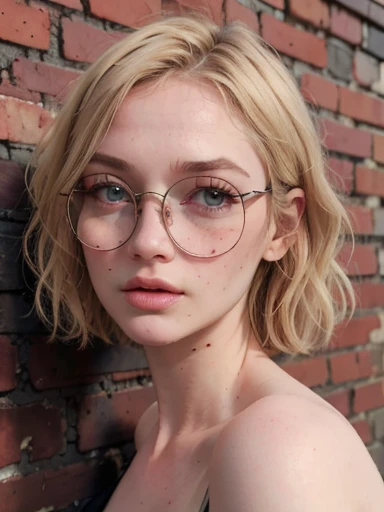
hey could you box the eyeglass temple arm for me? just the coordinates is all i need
[236,188,272,200]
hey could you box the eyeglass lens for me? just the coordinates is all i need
[67,174,246,257]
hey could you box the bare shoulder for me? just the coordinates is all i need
[134,400,158,450]
[208,394,384,512]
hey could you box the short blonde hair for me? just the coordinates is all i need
[24,15,354,354]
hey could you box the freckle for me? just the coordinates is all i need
[108,268,112,271]
[211,249,216,254]
[197,460,200,463]
[206,343,211,347]
[220,237,223,240]
[197,275,201,278]
[192,348,196,351]
[168,501,172,505]
[224,265,227,268]
[236,396,239,400]
[206,282,210,285]
[240,266,243,269]
[96,245,100,248]
[180,367,183,370]
[187,314,191,317]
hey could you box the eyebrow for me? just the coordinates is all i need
[89,153,250,178]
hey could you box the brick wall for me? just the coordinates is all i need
[0,0,383,510]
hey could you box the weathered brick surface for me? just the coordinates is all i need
[89,0,161,27]
[13,57,81,100]
[77,386,155,451]
[346,204,373,234]
[281,357,328,387]
[261,13,327,68]
[330,350,374,384]
[0,97,53,144]
[339,87,384,128]
[0,76,41,103]
[367,25,384,60]
[353,282,384,308]
[0,336,18,392]
[301,73,338,111]
[225,0,259,32]
[354,380,384,413]
[324,389,350,416]
[353,51,380,87]
[373,133,384,164]
[289,0,330,28]
[330,6,361,45]
[50,0,83,9]
[0,0,50,50]
[337,243,378,276]
[0,403,63,467]
[28,341,148,390]
[0,459,119,512]
[327,38,353,80]
[331,316,381,349]
[321,119,371,158]
[327,157,353,194]
[62,17,126,63]
[355,167,384,197]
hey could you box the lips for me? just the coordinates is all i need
[121,277,184,311]
[122,276,183,294]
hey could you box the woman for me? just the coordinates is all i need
[24,15,384,512]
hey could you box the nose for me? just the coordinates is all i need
[125,195,176,262]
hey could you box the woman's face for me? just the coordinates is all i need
[81,78,276,346]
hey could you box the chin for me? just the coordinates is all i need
[115,315,188,347]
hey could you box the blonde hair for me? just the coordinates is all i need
[24,15,354,354]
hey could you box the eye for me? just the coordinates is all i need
[99,184,128,203]
[194,188,227,207]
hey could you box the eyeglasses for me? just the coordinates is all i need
[61,173,272,258]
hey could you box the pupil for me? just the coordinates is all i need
[108,186,123,201]
[205,189,223,206]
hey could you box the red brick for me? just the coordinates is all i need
[0,76,40,103]
[0,336,18,392]
[330,6,362,45]
[373,134,384,165]
[354,380,384,413]
[331,316,381,349]
[0,0,50,50]
[320,119,372,158]
[346,204,373,234]
[89,0,161,28]
[353,51,379,87]
[0,97,53,145]
[262,0,284,8]
[169,0,224,25]
[225,0,259,32]
[290,0,330,28]
[327,157,353,194]
[112,369,151,381]
[0,403,63,467]
[261,13,327,68]
[78,387,155,451]
[281,357,328,387]
[324,389,350,416]
[355,166,384,197]
[301,73,338,111]
[353,282,384,308]
[351,419,372,444]
[28,341,148,390]
[337,243,377,277]
[0,460,118,512]
[330,350,374,384]
[0,101,8,140]
[50,0,83,9]
[339,88,384,128]
[62,17,126,63]
[13,58,81,101]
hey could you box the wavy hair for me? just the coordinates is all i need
[24,15,354,354]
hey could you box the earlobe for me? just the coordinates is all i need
[262,188,305,262]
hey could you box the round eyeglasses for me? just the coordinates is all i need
[62,174,272,258]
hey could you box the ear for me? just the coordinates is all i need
[262,188,305,262]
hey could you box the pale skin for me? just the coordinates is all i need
[81,78,384,511]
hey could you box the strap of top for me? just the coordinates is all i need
[198,488,209,512]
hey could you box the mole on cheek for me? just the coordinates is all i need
[108,268,112,271]
[206,343,211,347]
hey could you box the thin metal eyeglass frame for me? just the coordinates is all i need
[60,174,272,258]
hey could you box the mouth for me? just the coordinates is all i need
[122,277,184,311]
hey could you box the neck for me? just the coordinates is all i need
[144,305,266,449]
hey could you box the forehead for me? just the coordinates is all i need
[96,77,265,184]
